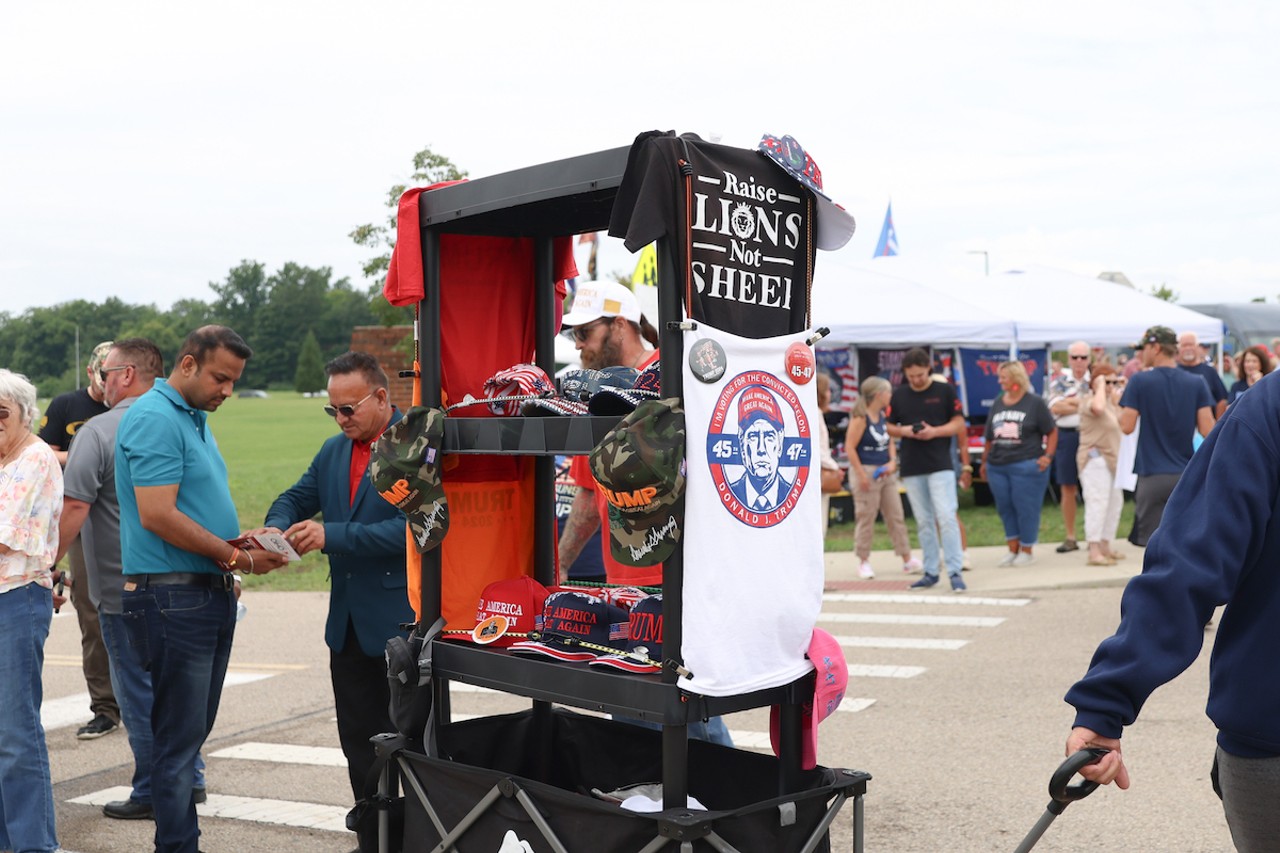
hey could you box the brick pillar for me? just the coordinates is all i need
[348,326,415,410]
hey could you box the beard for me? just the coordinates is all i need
[582,335,624,370]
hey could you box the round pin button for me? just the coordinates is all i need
[688,338,727,383]
[785,341,816,384]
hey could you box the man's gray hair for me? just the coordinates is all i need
[0,369,40,428]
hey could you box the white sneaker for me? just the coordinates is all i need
[997,552,1018,567]
[1011,552,1036,567]
[903,558,923,574]
[858,561,876,579]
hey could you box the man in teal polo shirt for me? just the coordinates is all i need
[115,325,287,853]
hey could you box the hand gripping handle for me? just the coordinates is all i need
[1048,747,1109,811]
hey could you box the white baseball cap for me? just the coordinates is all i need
[561,281,642,327]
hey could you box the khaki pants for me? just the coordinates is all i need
[851,465,911,561]
[68,535,120,722]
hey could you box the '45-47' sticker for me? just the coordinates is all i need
[706,370,811,528]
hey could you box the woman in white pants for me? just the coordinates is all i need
[1077,362,1126,565]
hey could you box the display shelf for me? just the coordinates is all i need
[443,415,621,455]
[433,640,813,723]
[418,145,630,237]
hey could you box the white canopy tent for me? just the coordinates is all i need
[811,260,1016,347]
[982,265,1222,348]
[810,258,1223,350]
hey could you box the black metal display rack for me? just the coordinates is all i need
[390,143,869,853]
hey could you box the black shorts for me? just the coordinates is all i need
[1054,429,1080,486]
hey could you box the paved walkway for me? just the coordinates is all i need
[825,541,1145,593]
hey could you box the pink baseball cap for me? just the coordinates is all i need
[769,628,848,770]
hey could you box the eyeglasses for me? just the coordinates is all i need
[1068,355,1090,361]
[98,365,133,381]
[323,391,375,418]
[560,317,611,343]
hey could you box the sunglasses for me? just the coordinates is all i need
[98,365,133,381]
[1068,355,1090,361]
[323,391,375,418]
[560,317,612,343]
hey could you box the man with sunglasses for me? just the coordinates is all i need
[256,351,414,820]
[38,339,121,741]
[1046,341,1093,554]
[556,281,660,585]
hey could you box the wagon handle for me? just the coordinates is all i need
[1048,747,1109,813]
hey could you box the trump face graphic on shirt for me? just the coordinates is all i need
[729,387,787,511]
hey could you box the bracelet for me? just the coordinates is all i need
[247,551,256,575]
[960,464,973,473]
[225,547,241,570]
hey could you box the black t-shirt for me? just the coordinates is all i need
[887,381,962,476]
[608,131,817,338]
[37,387,107,450]
[983,393,1056,466]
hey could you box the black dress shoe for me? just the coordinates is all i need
[103,798,154,820]
[194,787,207,804]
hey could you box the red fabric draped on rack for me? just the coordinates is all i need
[386,182,577,626]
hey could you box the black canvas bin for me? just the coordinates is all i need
[395,708,867,853]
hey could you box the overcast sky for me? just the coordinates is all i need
[4,0,1278,317]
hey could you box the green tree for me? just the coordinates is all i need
[208,261,269,339]
[294,330,326,393]
[1150,283,1180,303]
[349,146,468,325]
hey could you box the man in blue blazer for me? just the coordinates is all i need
[260,351,413,806]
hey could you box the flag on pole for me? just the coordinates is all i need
[873,203,898,257]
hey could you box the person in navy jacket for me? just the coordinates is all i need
[259,352,413,806]
[1064,369,1280,852]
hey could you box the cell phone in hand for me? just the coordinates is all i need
[911,422,925,434]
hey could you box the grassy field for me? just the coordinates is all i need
[53,392,1131,589]
[208,393,339,591]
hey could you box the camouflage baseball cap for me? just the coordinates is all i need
[370,406,449,553]
[1135,325,1177,349]
[589,398,686,568]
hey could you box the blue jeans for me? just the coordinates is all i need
[99,610,206,804]
[0,582,58,853]
[123,581,235,853]
[986,458,1050,545]
[902,470,963,578]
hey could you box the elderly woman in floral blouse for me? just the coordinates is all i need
[0,368,63,853]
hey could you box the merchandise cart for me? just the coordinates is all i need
[377,141,870,853]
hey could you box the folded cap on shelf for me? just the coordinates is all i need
[481,364,555,416]
[588,361,662,417]
[590,593,663,673]
[467,576,550,648]
[509,591,630,662]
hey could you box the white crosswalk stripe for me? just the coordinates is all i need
[42,671,276,732]
[69,786,349,833]
[823,592,1032,607]
[835,635,967,650]
[819,612,1005,627]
